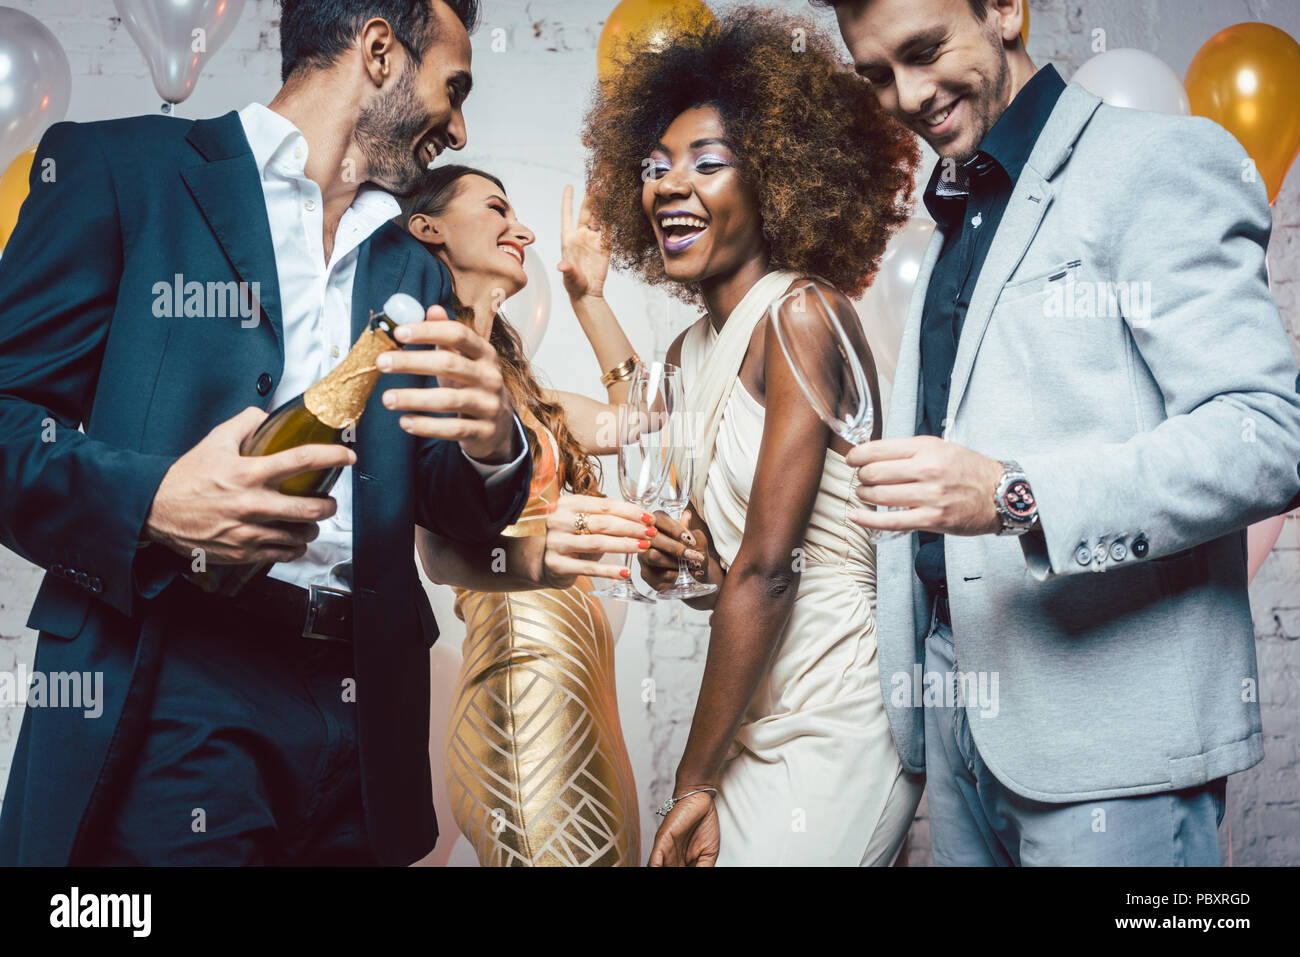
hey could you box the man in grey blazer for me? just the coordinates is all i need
[819,0,1300,864]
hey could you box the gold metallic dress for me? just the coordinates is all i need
[446,428,640,866]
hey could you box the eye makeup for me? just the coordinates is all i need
[645,147,734,178]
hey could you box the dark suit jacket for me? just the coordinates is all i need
[0,111,530,865]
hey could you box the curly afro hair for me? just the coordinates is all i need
[581,6,920,303]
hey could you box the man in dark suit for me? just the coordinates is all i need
[0,0,531,865]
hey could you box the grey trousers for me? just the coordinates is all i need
[921,595,1227,866]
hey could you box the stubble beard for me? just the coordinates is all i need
[353,65,435,196]
[945,31,1013,166]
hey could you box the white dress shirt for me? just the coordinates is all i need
[238,103,526,594]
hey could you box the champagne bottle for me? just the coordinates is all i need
[185,293,426,596]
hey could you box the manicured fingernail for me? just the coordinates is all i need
[382,391,395,407]
[638,540,651,550]
[681,532,695,546]
[377,354,393,370]
[685,550,704,565]
[644,526,657,539]
[641,512,655,524]
[620,568,631,579]
[395,326,412,341]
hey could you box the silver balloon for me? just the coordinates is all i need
[113,0,247,107]
[502,246,553,358]
[857,217,935,383]
[1070,48,1191,115]
[0,8,72,173]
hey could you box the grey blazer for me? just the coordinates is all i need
[876,82,1300,803]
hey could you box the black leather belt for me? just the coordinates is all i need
[181,572,353,643]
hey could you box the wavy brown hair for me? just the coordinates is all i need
[581,7,920,302]
[398,166,602,497]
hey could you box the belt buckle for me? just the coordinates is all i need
[303,583,351,642]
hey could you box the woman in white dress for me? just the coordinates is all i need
[580,9,922,865]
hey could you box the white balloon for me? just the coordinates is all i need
[0,8,72,173]
[113,0,246,107]
[856,217,935,408]
[501,245,552,358]
[1070,48,1191,115]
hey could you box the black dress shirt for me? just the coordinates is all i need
[913,65,1067,601]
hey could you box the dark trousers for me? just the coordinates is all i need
[86,594,372,865]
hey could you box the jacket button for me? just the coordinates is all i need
[1110,540,1127,562]
[1074,544,1092,566]
[1132,535,1149,558]
[256,372,273,396]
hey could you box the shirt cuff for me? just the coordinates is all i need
[462,416,529,489]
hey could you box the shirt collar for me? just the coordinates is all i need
[921,64,1066,218]
[238,102,401,225]
[978,63,1066,184]
[238,102,304,178]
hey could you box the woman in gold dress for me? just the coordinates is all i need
[400,166,652,866]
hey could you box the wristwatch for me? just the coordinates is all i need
[993,460,1038,536]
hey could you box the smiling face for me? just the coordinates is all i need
[640,105,767,285]
[407,174,536,298]
[837,0,1016,163]
[354,1,473,194]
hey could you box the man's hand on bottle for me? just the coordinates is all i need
[144,407,354,564]
[375,304,518,464]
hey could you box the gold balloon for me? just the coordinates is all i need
[0,147,37,252]
[597,0,715,85]
[1185,22,1300,204]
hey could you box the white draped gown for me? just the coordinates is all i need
[679,305,923,867]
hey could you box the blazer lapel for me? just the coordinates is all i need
[944,83,1104,430]
[180,111,285,363]
[351,228,412,340]
[351,226,412,538]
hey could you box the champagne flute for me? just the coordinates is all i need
[769,281,908,542]
[652,414,717,600]
[589,361,675,602]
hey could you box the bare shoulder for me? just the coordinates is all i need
[773,275,855,333]
[782,274,849,307]
[667,314,708,367]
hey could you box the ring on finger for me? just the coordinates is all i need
[573,511,591,535]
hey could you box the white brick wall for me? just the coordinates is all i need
[0,0,1296,866]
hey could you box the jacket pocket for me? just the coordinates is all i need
[997,258,1084,309]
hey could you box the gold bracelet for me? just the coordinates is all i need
[600,354,640,389]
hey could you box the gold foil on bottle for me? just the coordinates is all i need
[303,326,398,429]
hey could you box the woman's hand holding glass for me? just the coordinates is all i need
[588,361,676,602]
[542,493,657,589]
[641,421,717,599]
[639,507,712,594]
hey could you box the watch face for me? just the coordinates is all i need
[1005,479,1036,519]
